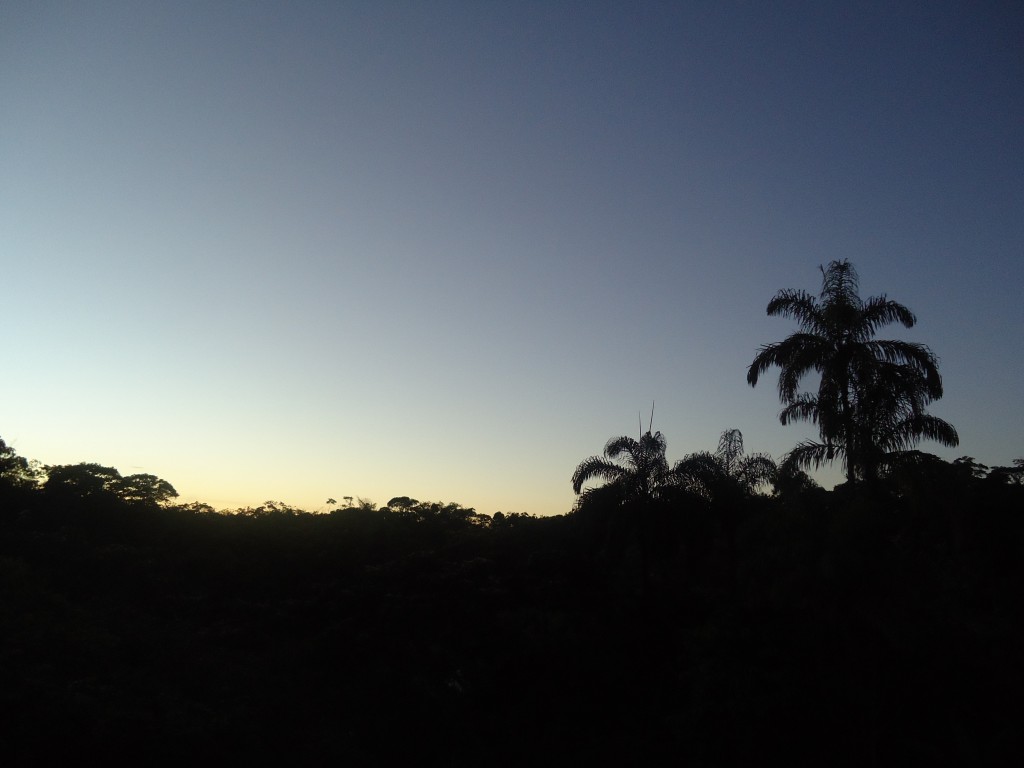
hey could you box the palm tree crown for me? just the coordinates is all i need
[748,260,957,482]
[571,429,673,595]
[571,430,670,501]
[673,428,777,498]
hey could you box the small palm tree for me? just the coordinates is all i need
[572,430,671,592]
[572,430,670,501]
[748,260,957,482]
[673,429,776,594]
[673,428,776,497]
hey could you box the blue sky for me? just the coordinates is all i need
[2,1,1021,514]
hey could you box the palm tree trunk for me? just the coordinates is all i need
[638,502,651,596]
[841,383,858,483]
[723,501,738,598]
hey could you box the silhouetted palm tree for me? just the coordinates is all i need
[782,359,959,482]
[673,429,776,497]
[673,429,776,594]
[572,430,670,592]
[747,260,957,482]
[572,431,670,501]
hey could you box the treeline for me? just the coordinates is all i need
[1,435,1022,766]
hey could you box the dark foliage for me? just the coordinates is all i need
[2,438,1022,766]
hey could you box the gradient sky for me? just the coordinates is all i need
[3,1,1021,515]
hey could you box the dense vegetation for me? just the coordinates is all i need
[2,263,1020,765]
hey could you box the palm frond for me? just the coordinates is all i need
[673,451,724,479]
[860,296,917,335]
[864,340,942,396]
[819,260,860,306]
[737,453,778,491]
[604,436,640,462]
[747,333,829,399]
[571,483,626,515]
[671,452,723,499]
[887,414,960,451]
[715,429,744,474]
[784,440,839,473]
[779,393,820,426]
[765,289,823,330]
[571,456,626,494]
[641,430,668,459]
[775,461,821,495]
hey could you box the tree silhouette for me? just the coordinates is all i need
[43,463,124,499]
[572,431,670,501]
[115,473,179,506]
[673,429,776,498]
[672,429,776,594]
[571,430,671,592]
[988,458,1024,485]
[0,439,41,489]
[747,260,957,482]
[42,463,178,506]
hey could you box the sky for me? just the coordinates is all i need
[2,1,1021,515]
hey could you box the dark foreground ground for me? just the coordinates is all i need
[1,478,1021,766]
